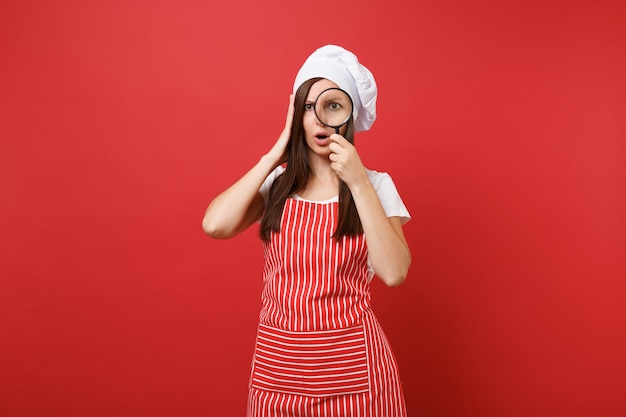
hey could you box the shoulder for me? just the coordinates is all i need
[364,168,411,224]
[365,168,395,190]
[259,165,286,203]
[267,165,286,182]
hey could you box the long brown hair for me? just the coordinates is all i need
[259,78,363,242]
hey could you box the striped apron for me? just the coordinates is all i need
[247,198,407,416]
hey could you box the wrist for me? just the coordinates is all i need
[347,172,372,196]
[260,153,283,170]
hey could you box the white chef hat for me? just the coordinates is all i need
[293,45,377,132]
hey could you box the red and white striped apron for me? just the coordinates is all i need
[248,198,407,416]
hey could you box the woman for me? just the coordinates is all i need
[203,45,411,416]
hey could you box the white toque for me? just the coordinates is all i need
[293,45,378,132]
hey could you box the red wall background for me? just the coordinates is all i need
[1,0,625,416]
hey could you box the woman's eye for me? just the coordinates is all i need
[304,103,313,110]
[329,103,340,110]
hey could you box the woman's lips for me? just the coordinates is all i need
[314,133,330,145]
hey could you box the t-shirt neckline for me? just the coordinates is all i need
[292,194,339,204]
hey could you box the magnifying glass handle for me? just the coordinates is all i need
[334,127,339,134]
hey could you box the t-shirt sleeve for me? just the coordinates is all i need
[259,165,286,204]
[366,169,411,225]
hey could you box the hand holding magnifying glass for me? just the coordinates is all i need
[313,88,354,135]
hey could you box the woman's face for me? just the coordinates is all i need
[302,78,342,158]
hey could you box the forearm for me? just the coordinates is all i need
[202,154,278,239]
[350,179,411,286]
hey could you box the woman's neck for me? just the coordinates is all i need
[307,153,335,179]
[298,154,339,201]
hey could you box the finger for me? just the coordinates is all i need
[328,142,344,154]
[285,94,295,128]
[329,133,348,144]
[330,162,342,174]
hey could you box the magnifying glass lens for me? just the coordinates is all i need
[314,88,353,130]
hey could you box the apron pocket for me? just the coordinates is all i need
[251,323,370,397]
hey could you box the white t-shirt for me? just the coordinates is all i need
[259,165,411,223]
[259,166,410,224]
[259,166,410,280]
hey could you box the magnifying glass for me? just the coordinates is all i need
[313,88,354,134]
